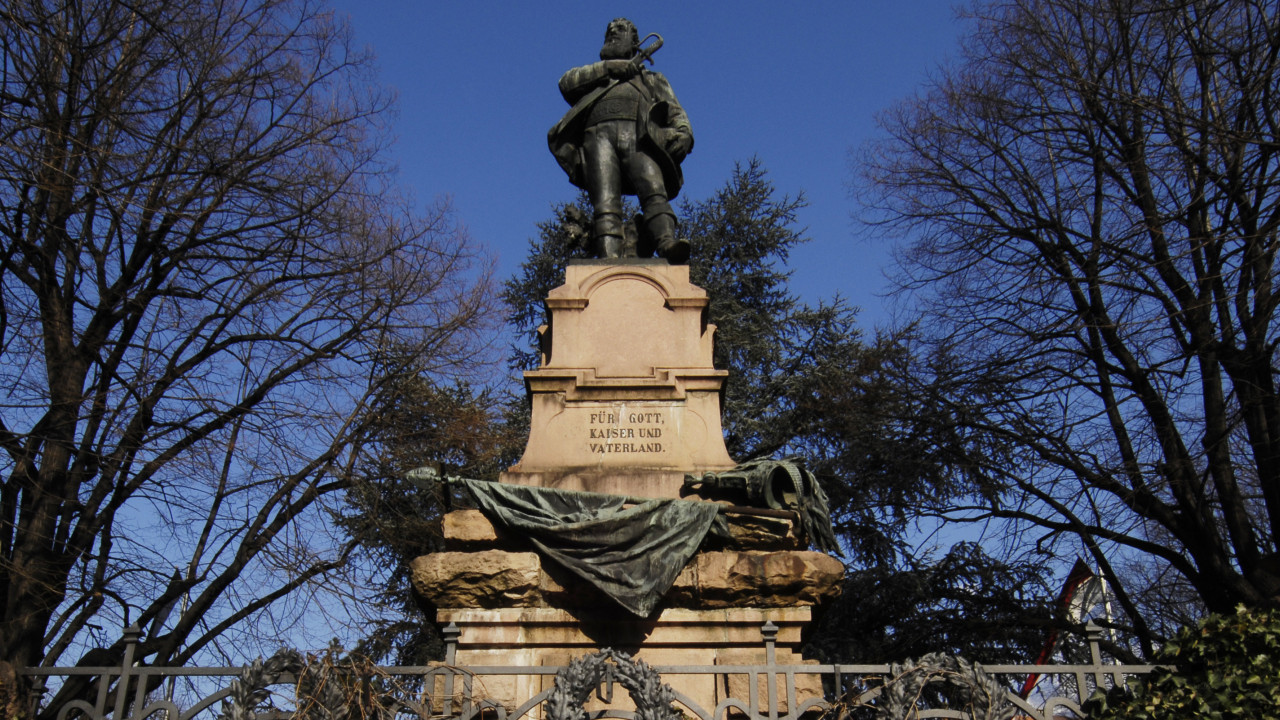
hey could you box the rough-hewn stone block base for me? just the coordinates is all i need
[411,548,843,610]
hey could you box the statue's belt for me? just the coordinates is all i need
[586,93,643,126]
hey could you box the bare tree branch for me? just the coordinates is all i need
[0,0,497,712]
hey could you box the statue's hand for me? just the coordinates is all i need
[603,59,640,79]
[665,131,693,162]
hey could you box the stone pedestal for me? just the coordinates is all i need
[503,260,735,498]
[412,261,842,719]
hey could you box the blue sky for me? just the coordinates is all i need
[326,2,969,328]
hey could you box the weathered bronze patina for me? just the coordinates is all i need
[684,459,842,555]
[548,18,694,262]
[408,467,725,616]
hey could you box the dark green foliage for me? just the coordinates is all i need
[1086,605,1280,719]
[341,376,518,664]
[809,542,1053,665]
[678,161,815,460]
[678,162,873,476]
[785,334,989,566]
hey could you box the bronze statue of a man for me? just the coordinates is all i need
[548,18,694,263]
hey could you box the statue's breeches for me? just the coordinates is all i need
[582,120,670,224]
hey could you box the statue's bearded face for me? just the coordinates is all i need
[600,20,636,60]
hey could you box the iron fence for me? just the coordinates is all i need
[19,621,1156,720]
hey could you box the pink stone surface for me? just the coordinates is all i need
[508,262,737,496]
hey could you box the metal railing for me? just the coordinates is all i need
[19,621,1156,720]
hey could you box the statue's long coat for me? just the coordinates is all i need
[548,66,693,199]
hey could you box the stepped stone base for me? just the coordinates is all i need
[434,607,823,718]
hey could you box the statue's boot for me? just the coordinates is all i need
[593,213,625,259]
[595,234,625,258]
[648,212,688,264]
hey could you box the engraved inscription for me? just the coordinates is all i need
[587,409,668,454]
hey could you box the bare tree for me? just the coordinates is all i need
[863,0,1280,656]
[0,0,494,708]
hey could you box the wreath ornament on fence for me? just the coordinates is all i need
[216,646,415,720]
[544,649,682,720]
[876,653,1015,720]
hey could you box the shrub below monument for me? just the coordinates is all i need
[1086,605,1280,719]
